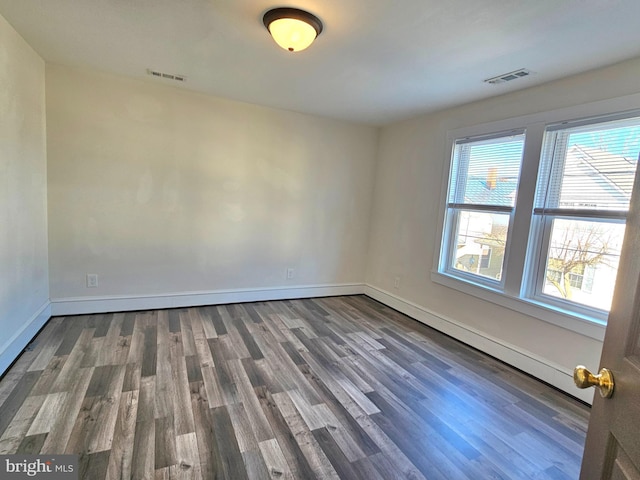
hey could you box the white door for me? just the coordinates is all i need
[577,166,640,479]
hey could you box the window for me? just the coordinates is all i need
[440,132,525,286]
[569,273,583,290]
[529,116,640,314]
[480,247,492,269]
[438,110,640,326]
[546,259,585,291]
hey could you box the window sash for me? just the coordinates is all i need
[442,205,513,287]
[448,131,525,207]
[528,213,627,317]
[534,116,640,215]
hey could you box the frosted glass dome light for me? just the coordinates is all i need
[263,8,323,52]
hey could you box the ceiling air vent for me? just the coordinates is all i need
[146,69,186,82]
[484,68,532,85]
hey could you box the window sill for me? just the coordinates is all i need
[431,270,606,341]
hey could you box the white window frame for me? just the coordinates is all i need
[439,130,524,290]
[524,112,640,320]
[525,213,627,321]
[432,93,640,341]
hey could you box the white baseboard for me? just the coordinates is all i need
[364,285,593,404]
[0,301,52,376]
[50,283,366,316]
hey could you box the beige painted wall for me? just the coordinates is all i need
[46,65,378,300]
[0,15,48,369]
[366,57,640,385]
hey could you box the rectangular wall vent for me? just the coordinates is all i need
[146,69,186,82]
[484,68,533,85]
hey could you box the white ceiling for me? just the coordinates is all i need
[1,0,640,125]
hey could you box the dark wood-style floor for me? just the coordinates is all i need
[0,295,589,479]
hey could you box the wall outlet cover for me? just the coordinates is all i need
[86,274,98,288]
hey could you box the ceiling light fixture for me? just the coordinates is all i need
[263,7,323,53]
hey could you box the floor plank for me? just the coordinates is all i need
[0,296,589,479]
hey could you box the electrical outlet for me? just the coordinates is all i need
[394,276,401,289]
[87,274,98,288]
[286,268,295,279]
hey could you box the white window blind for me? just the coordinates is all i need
[534,116,640,218]
[448,132,525,210]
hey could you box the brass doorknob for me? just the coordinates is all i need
[573,365,614,398]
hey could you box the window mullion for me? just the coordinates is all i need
[503,123,545,296]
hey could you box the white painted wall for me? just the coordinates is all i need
[46,65,378,309]
[0,15,49,373]
[366,57,640,402]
